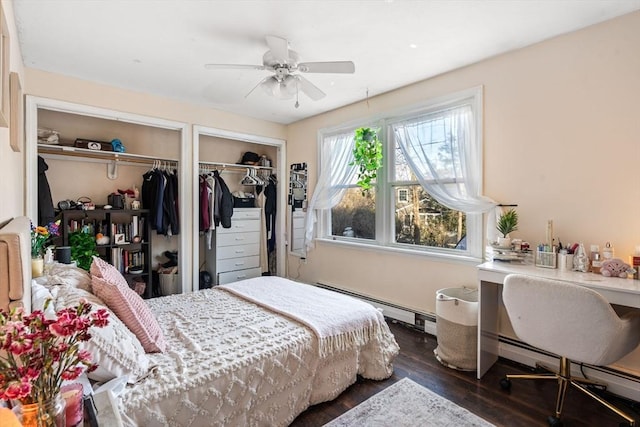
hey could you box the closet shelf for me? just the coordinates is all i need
[38,143,178,166]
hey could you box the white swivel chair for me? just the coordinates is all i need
[501,274,640,427]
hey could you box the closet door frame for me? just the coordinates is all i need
[193,125,286,287]
[25,96,191,292]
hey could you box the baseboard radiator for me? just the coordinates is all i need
[315,282,640,402]
[315,282,436,334]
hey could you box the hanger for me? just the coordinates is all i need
[241,168,259,185]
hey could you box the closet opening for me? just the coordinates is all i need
[193,126,286,289]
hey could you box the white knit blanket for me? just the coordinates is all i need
[219,276,387,356]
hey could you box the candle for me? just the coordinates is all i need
[61,383,84,427]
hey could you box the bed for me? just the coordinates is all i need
[1,216,400,426]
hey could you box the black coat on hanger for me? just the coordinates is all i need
[37,156,55,226]
[213,170,233,228]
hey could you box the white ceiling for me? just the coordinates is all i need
[12,0,640,125]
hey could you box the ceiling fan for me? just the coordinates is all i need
[205,35,355,107]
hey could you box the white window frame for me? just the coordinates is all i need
[316,87,484,262]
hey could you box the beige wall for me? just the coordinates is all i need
[0,0,26,222]
[287,11,640,314]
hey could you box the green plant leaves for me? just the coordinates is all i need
[69,231,98,271]
[350,127,383,195]
[496,209,518,237]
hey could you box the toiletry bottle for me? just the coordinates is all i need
[573,243,590,272]
[44,247,54,273]
[590,244,601,274]
[602,242,614,261]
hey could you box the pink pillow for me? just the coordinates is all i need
[90,256,128,287]
[91,267,166,353]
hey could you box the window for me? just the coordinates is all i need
[397,188,408,203]
[310,88,489,259]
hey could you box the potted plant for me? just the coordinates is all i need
[350,127,382,195]
[69,230,99,271]
[496,209,518,248]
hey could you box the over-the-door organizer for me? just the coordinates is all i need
[206,208,262,285]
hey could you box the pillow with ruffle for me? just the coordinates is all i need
[92,275,166,353]
[34,262,92,292]
[54,284,151,383]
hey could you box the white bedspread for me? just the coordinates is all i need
[219,276,389,357]
[119,281,399,426]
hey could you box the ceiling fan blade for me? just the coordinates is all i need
[298,75,326,101]
[245,76,272,98]
[265,35,289,63]
[297,61,355,74]
[205,63,266,71]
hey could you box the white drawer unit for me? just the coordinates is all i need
[218,267,262,285]
[205,208,263,285]
[291,210,305,253]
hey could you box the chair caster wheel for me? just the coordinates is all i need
[499,378,511,390]
[547,416,563,427]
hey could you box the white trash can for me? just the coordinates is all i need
[159,272,180,296]
[434,287,478,371]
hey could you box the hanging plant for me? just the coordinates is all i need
[350,127,383,195]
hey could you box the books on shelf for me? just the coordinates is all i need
[110,247,144,274]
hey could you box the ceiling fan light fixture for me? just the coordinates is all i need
[261,76,294,100]
[282,75,299,97]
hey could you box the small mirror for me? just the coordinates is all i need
[289,163,307,256]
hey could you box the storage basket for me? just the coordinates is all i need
[434,287,478,371]
[158,272,180,296]
[233,197,255,208]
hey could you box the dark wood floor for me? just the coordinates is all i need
[291,320,640,426]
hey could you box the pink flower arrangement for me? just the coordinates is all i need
[0,300,109,405]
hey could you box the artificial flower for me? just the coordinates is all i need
[0,300,108,405]
[30,220,60,258]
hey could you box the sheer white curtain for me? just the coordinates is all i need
[304,132,357,250]
[393,104,498,241]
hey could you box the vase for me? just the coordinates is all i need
[17,395,66,427]
[31,255,45,278]
[497,236,512,248]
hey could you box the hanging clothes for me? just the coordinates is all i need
[162,169,179,236]
[168,170,180,235]
[37,156,55,226]
[213,170,233,228]
[255,186,268,274]
[209,173,221,228]
[142,164,179,237]
[155,169,167,234]
[205,173,217,249]
[199,175,210,232]
[142,168,160,230]
[265,176,277,253]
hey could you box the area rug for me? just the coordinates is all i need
[323,378,495,427]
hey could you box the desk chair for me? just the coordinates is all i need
[500,274,640,427]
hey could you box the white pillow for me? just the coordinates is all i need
[31,280,56,319]
[54,284,151,383]
[38,263,92,292]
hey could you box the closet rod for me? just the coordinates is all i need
[198,160,273,171]
[38,145,178,165]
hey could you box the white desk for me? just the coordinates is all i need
[476,261,640,379]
